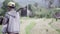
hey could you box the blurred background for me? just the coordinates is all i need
[0,0,60,34]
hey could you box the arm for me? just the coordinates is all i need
[2,13,9,25]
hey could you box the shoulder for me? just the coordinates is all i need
[5,12,9,16]
[5,12,10,14]
[17,12,19,13]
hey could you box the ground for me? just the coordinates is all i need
[0,17,60,34]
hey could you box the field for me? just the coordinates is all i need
[0,17,60,34]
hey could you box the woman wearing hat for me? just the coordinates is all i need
[2,2,20,34]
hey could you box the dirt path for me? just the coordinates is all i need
[30,19,59,34]
[20,18,59,34]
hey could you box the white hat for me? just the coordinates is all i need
[8,2,15,7]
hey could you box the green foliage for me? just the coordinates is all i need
[0,25,2,34]
[56,29,60,34]
[15,3,20,10]
[25,21,36,34]
[0,8,4,16]
[30,4,60,18]
[1,0,20,16]
[1,0,14,16]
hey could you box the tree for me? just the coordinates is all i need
[58,0,60,8]
[1,0,20,16]
[34,2,38,7]
[45,0,54,8]
[28,4,32,11]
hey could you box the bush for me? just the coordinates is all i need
[31,5,60,18]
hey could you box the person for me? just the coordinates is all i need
[2,2,20,34]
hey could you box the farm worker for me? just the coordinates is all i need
[2,2,20,34]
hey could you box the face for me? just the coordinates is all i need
[7,7,11,11]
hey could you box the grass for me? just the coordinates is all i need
[48,20,53,25]
[56,29,60,34]
[0,25,2,34]
[20,20,23,24]
[48,19,60,34]
[48,18,57,25]
[25,21,36,34]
